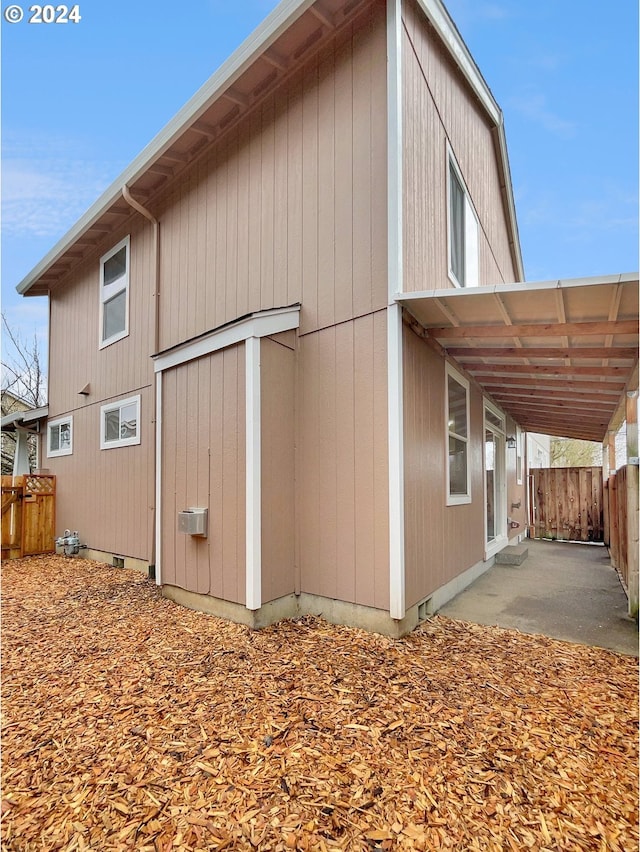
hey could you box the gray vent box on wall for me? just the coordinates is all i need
[178,508,208,537]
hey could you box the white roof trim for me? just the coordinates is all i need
[395,271,638,304]
[416,0,500,125]
[1,405,49,429]
[153,305,300,373]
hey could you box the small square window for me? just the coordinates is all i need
[100,236,130,348]
[100,395,141,449]
[47,416,73,458]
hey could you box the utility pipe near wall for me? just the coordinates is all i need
[122,186,160,575]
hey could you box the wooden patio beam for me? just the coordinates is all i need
[476,376,626,392]
[502,405,611,423]
[427,320,638,340]
[498,398,615,413]
[446,346,638,360]
[488,387,620,403]
[466,364,628,378]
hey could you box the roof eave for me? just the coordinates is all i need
[16,0,317,297]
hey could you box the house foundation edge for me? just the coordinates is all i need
[161,586,419,638]
[76,547,498,636]
[79,549,149,575]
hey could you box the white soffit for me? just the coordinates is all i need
[397,274,639,443]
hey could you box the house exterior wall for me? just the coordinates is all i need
[45,387,154,560]
[153,5,391,613]
[401,0,518,292]
[297,311,390,610]
[161,344,246,604]
[37,0,530,631]
[44,218,155,558]
[402,325,484,609]
[155,1,388,350]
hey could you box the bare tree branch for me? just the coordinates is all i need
[1,313,47,474]
[1,314,47,407]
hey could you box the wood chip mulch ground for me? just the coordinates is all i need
[1,555,638,851]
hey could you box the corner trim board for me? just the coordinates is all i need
[387,0,403,302]
[245,336,262,611]
[388,302,406,619]
[155,371,163,586]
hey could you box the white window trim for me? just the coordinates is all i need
[445,363,471,505]
[47,415,73,458]
[516,425,524,485]
[483,398,508,560]
[446,147,479,289]
[100,394,141,449]
[99,235,130,349]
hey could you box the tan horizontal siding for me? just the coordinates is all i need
[403,326,484,608]
[297,311,389,610]
[156,1,388,351]
[402,0,518,293]
[161,345,246,604]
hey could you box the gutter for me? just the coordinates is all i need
[121,187,160,574]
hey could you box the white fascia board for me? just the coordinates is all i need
[154,371,163,586]
[387,302,406,620]
[494,126,525,281]
[153,305,300,373]
[245,336,262,611]
[395,272,638,304]
[16,0,315,296]
[416,0,501,125]
[387,0,403,300]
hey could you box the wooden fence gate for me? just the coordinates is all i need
[529,467,603,543]
[1,475,56,560]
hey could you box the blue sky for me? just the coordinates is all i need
[2,0,638,367]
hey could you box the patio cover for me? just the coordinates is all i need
[397,273,638,443]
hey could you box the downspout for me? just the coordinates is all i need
[122,185,160,577]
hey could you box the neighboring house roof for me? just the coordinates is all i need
[1,406,49,432]
[16,0,523,298]
[1,390,34,413]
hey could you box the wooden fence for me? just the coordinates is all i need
[606,465,639,601]
[530,467,603,542]
[1,475,56,560]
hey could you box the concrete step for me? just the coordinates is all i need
[495,544,529,566]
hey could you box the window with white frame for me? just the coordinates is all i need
[100,236,130,347]
[100,395,140,449]
[447,152,479,288]
[47,416,73,457]
[446,364,471,504]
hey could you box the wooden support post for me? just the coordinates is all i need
[625,391,638,619]
[609,473,618,570]
[607,430,617,475]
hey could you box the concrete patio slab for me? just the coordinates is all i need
[438,538,639,656]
